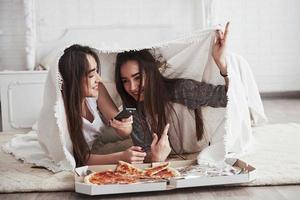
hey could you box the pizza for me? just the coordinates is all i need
[84,161,180,185]
[115,161,143,176]
[142,162,169,177]
[151,167,181,179]
[84,170,137,185]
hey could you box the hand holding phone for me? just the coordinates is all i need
[111,108,135,136]
[114,108,136,120]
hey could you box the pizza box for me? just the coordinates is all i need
[74,158,255,196]
[168,158,256,188]
[74,163,168,195]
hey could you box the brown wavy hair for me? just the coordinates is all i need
[115,49,204,153]
[58,44,100,166]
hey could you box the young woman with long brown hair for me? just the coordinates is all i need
[114,24,229,162]
[58,44,146,166]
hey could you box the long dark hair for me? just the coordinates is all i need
[115,49,204,146]
[58,44,100,166]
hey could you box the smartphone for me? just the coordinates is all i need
[114,108,136,120]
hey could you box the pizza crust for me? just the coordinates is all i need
[115,160,143,175]
[84,172,97,185]
[167,167,181,177]
[143,162,169,176]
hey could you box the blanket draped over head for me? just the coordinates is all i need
[2,29,267,172]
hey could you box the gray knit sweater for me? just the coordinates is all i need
[131,79,227,152]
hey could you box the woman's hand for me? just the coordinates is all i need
[150,124,171,162]
[121,146,146,164]
[212,22,230,75]
[109,116,133,137]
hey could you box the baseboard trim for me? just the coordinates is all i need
[261,91,300,99]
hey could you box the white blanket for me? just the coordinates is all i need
[2,29,267,172]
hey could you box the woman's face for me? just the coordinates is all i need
[83,54,101,97]
[120,60,145,101]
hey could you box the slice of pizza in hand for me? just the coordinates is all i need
[115,161,143,176]
[143,162,169,177]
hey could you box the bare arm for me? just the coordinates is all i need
[97,82,118,120]
[97,82,132,137]
[87,153,123,165]
[86,146,146,165]
[213,22,229,89]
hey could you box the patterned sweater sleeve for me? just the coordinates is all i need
[170,79,228,109]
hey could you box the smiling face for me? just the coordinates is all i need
[120,60,145,101]
[82,54,101,98]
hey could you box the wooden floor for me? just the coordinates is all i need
[1,97,300,200]
[1,185,300,200]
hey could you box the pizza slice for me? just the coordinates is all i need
[84,170,115,185]
[143,162,169,177]
[84,170,137,185]
[115,161,143,176]
[152,167,181,179]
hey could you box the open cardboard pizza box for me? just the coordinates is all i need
[74,158,255,195]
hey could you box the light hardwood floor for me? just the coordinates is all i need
[1,97,300,200]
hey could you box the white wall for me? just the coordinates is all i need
[216,0,300,92]
[34,0,206,63]
[1,0,206,70]
[0,0,26,70]
[1,0,300,92]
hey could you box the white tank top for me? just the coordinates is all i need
[82,97,106,149]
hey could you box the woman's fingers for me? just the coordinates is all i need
[110,118,132,128]
[151,124,170,157]
[125,146,146,163]
[159,124,170,143]
[129,146,146,157]
[224,22,230,40]
[151,133,158,147]
[121,115,133,122]
[132,154,146,161]
[131,160,144,164]
[221,22,229,46]
[111,118,132,125]
[129,146,144,152]
[216,30,223,40]
[161,123,170,138]
[215,22,229,45]
[109,122,130,129]
[128,155,144,163]
[132,151,147,157]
